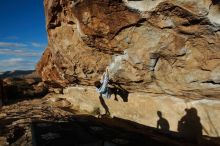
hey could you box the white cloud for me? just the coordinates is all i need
[0,41,47,49]
[0,58,36,71]
[0,58,24,66]
[0,48,41,57]
[31,42,46,48]
[0,42,27,47]
[0,41,45,71]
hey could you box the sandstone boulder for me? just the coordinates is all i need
[37,0,220,99]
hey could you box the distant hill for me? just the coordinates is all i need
[0,70,41,79]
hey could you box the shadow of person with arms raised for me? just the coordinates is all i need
[178,107,203,144]
[156,111,170,133]
[109,82,129,102]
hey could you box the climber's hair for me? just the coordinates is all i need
[94,81,101,88]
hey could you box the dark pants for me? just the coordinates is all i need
[99,94,110,115]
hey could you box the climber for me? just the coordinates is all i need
[96,66,111,99]
[94,66,111,116]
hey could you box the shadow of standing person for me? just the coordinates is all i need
[178,107,202,144]
[156,111,170,133]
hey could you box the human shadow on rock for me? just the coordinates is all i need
[156,111,170,133]
[109,82,129,102]
[94,81,129,103]
[178,107,203,144]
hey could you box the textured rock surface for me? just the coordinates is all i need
[37,0,220,99]
[0,95,77,146]
[2,95,219,146]
[2,78,48,100]
[0,71,48,105]
[59,86,220,137]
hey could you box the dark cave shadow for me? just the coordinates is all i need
[31,116,165,146]
[0,79,5,106]
[212,0,220,5]
[30,115,220,146]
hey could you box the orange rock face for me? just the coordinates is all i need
[37,0,220,99]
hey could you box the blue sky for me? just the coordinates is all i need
[0,0,47,71]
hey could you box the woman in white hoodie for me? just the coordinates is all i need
[95,67,111,116]
[97,67,111,99]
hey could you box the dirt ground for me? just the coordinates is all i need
[0,94,77,146]
[0,93,220,146]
